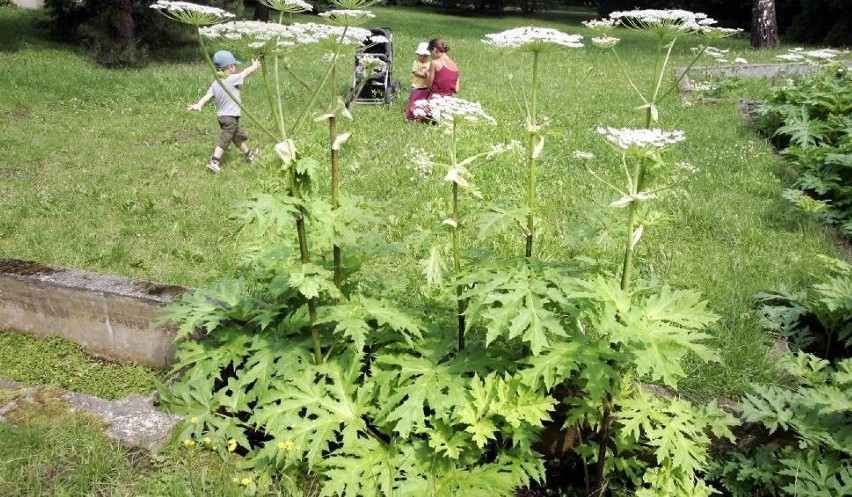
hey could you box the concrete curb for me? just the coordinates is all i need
[0,379,182,453]
[0,259,188,369]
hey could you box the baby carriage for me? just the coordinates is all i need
[345,27,398,107]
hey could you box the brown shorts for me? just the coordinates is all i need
[217,115,248,150]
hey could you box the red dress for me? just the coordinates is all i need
[431,66,459,97]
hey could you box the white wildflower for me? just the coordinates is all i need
[283,22,371,46]
[582,18,619,31]
[405,148,434,180]
[150,0,234,26]
[318,9,375,25]
[609,9,711,33]
[676,162,699,174]
[805,49,841,60]
[482,26,583,51]
[734,57,748,64]
[200,21,295,53]
[358,54,387,70]
[596,126,685,150]
[701,26,743,38]
[413,96,496,125]
[591,36,620,48]
[572,150,595,160]
[259,0,312,13]
[690,81,714,92]
[703,46,729,60]
[486,140,524,159]
[776,53,804,61]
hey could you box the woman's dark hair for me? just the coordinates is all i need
[428,38,449,53]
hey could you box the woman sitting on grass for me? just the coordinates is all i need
[427,38,459,97]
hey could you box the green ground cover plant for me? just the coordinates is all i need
[0,329,163,400]
[0,2,849,496]
[753,59,852,236]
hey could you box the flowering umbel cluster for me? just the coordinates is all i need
[150,0,234,26]
[258,0,313,14]
[776,47,848,62]
[583,9,742,39]
[318,9,376,26]
[597,126,685,152]
[482,26,583,51]
[413,96,496,126]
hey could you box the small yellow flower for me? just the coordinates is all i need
[232,477,241,484]
[183,439,196,448]
[227,438,238,452]
[202,436,212,445]
[240,477,251,486]
[277,439,295,451]
[190,416,199,424]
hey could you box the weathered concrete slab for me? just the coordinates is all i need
[64,391,183,453]
[0,259,187,369]
[0,381,182,453]
[676,60,852,101]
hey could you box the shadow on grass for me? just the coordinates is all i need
[0,7,53,53]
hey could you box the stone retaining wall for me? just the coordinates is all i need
[0,260,186,369]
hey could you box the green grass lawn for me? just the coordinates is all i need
[0,5,842,396]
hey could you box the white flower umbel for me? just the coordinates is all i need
[486,140,524,159]
[318,9,375,26]
[283,22,372,46]
[572,150,595,160]
[582,19,619,31]
[259,0,313,14]
[200,21,296,55]
[405,148,434,180]
[357,54,387,70]
[609,9,711,33]
[413,96,496,126]
[702,46,729,61]
[482,27,583,52]
[150,0,234,26]
[597,126,685,152]
[591,36,620,48]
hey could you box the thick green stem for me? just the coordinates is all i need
[524,52,540,258]
[449,124,466,350]
[289,27,350,136]
[452,181,466,350]
[330,63,342,294]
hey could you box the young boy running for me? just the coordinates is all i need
[187,50,261,173]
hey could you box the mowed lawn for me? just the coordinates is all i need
[0,5,843,395]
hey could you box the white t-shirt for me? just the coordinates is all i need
[204,73,245,117]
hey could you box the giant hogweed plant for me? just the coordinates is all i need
[406,20,736,497]
[708,352,852,497]
[154,3,739,495]
[153,1,556,495]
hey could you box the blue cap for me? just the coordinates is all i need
[212,50,240,68]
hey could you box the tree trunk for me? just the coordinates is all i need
[115,0,137,63]
[253,3,269,21]
[751,0,780,49]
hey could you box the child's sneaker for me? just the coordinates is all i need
[207,160,221,173]
[246,148,260,164]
